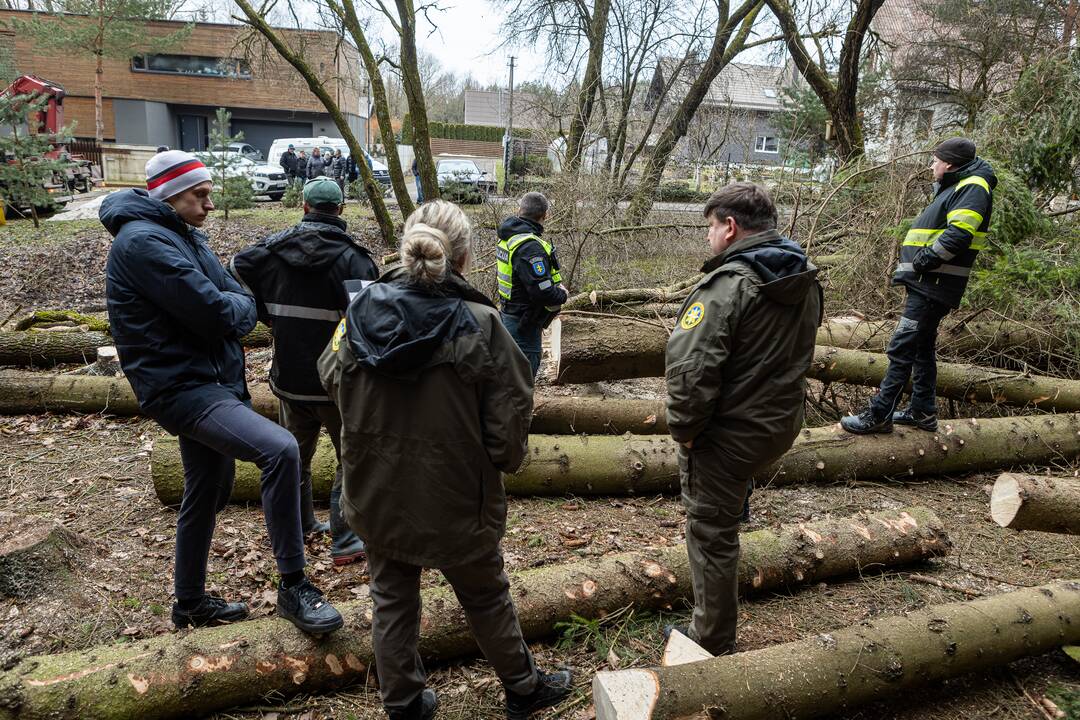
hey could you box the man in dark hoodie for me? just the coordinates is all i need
[280,144,299,185]
[231,177,376,566]
[665,182,821,655]
[101,150,343,635]
[496,191,567,376]
[841,138,996,434]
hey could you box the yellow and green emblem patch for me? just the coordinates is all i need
[680,302,705,330]
[331,319,347,351]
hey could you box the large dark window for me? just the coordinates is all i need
[132,54,252,79]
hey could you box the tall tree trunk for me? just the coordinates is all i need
[233,0,397,246]
[94,0,104,145]
[594,581,1080,720]
[330,0,415,217]
[565,0,612,172]
[395,0,439,200]
[0,507,946,720]
[625,2,762,224]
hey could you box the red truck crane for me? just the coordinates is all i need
[1,74,102,211]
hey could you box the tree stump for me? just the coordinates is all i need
[0,513,83,598]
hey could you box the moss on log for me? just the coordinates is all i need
[593,580,1080,720]
[151,414,1080,505]
[0,513,83,599]
[991,472,1080,535]
[14,311,111,333]
[0,506,947,720]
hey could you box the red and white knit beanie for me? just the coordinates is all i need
[145,150,213,201]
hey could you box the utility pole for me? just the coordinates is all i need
[502,55,515,195]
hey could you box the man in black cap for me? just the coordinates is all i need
[841,137,996,434]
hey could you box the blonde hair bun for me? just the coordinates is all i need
[401,222,449,285]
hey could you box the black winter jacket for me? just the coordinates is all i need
[102,189,257,435]
[894,157,996,308]
[280,150,298,175]
[231,213,378,404]
[497,215,567,327]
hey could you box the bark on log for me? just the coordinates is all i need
[811,346,1080,412]
[990,472,1080,535]
[0,507,948,720]
[151,414,1080,505]
[0,513,83,599]
[0,371,667,436]
[593,580,1080,720]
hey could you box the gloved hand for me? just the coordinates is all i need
[912,247,943,273]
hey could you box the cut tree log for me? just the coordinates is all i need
[553,315,1072,383]
[0,512,83,598]
[592,580,1080,720]
[990,472,1080,535]
[0,506,948,720]
[0,371,667,435]
[150,413,1080,505]
[0,325,273,367]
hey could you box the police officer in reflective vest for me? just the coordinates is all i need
[496,192,567,376]
[842,137,996,434]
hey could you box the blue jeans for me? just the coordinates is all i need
[501,312,542,377]
[414,176,423,203]
[175,398,305,601]
[870,290,951,420]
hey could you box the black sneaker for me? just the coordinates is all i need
[277,577,344,635]
[387,688,438,720]
[840,407,893,435]
[506,670,573,720]
[171,595,249,628]
[893,407,938,431]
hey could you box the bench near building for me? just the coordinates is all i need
[0,9,366,181]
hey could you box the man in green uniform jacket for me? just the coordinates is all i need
[665,182,822,655]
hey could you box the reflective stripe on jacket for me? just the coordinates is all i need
[497,232,563,303]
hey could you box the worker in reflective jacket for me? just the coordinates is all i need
[496,192,567,377]
[842,137,996,434]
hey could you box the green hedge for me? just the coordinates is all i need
[657,182,711,203]
[401,115,504,144]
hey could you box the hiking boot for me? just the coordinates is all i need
[506,670,573,720]
[387,688,439,720]
[171,595,249,629]
[303,519,331,537]
[893,407,938,431]
[331,537,367,567]
[277,577,344,635]
[840,407,893,435]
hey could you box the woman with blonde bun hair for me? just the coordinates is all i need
[319,199,572,720]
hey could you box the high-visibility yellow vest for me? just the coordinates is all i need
[496,232,562,302]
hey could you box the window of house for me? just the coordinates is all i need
[763,87,777,98]
[755,135,779,153]
[132,54,252,79]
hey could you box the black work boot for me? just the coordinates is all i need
[662,624,690,641]
[506,670,573,720]
[840,407,893,435]
[893,407,938,431]
[172,595,249,628]
[330,488,367,566]
[387,688,438,720]
[277,577,344,635]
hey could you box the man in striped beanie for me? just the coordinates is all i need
[99,150,344,636]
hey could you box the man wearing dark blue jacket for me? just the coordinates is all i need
[101,150,343,635]
[231,177,376,567]
[842,138,996,434]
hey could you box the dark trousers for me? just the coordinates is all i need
[174,398,305,601]
[278,398,363,555]
[679,444,748,655]
[869,290,951,419]
[501,312,542,377]
[368,547,538,710]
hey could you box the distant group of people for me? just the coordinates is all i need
[99,133,994,719]
[279,144,358,195]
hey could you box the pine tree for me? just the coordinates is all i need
[0,93,72,228]
[205,107,254,220]
[12,0,190,143]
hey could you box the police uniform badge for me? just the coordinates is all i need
[680,302,705,330]
[530,256,547,277]
[331,319,347,351]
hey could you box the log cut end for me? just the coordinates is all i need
[990,473,1023,528]
[661,630,713,667]
[593,669,660,720]
[0,512,82,598]
[549,318,562,383]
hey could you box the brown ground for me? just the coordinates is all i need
[0,205,1078,720]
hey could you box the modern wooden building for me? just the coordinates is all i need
[0,9,366,159]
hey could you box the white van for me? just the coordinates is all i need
[267,137,391,188]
